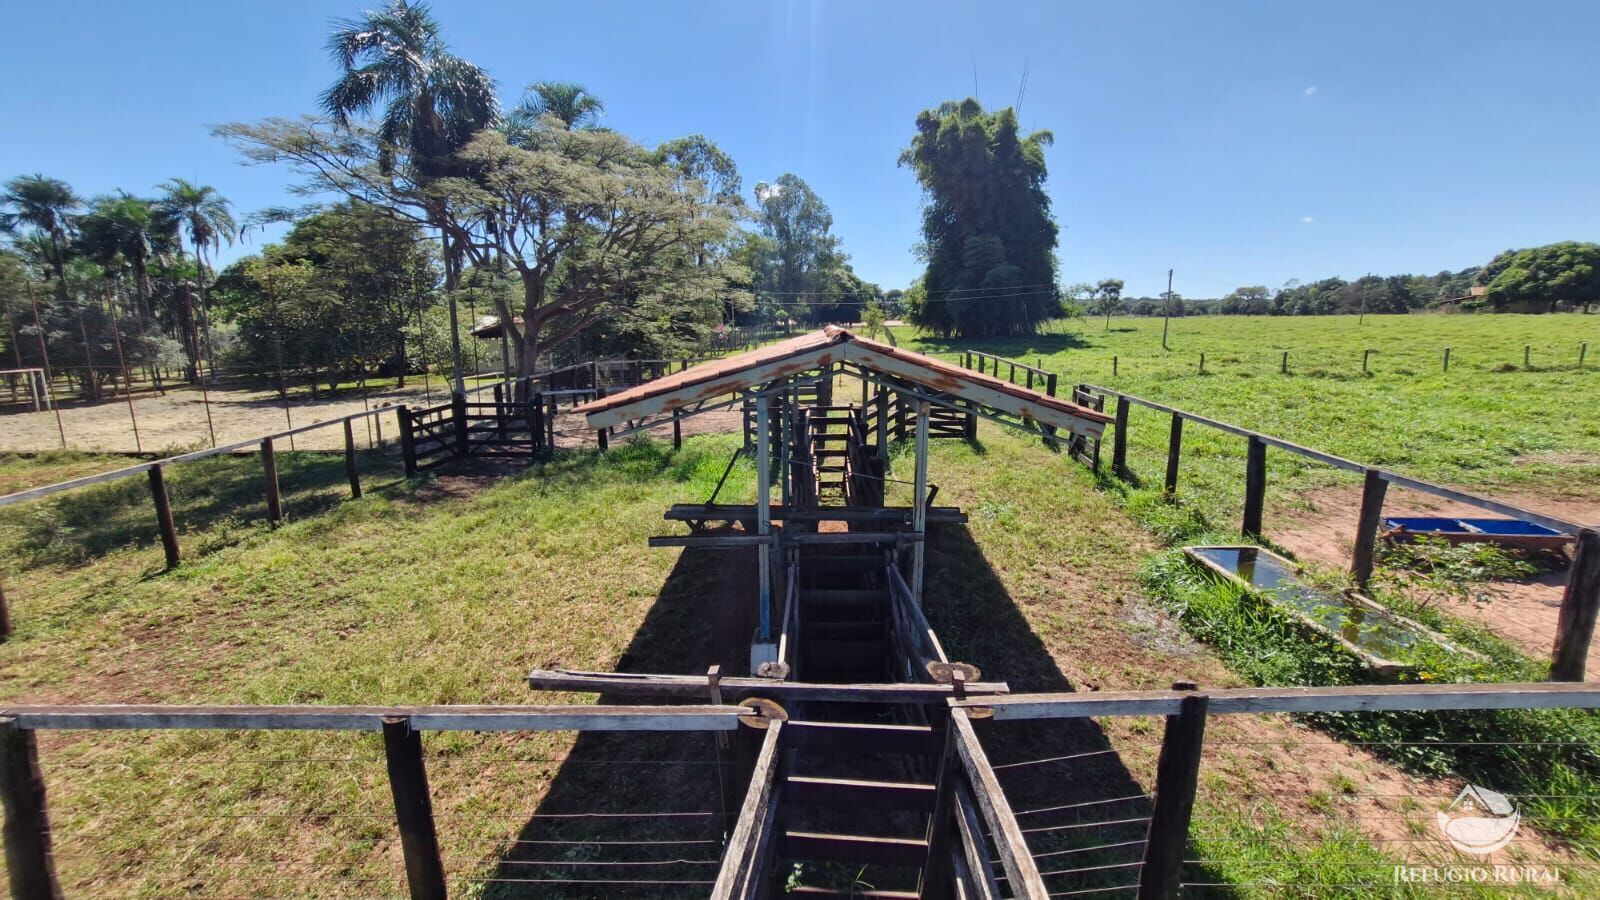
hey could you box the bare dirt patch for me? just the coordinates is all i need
[1269,484,1600,676]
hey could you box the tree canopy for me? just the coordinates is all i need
[1477,242,1600,313]
[900,99,1062,337]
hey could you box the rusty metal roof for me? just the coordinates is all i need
[576,326,1110,436]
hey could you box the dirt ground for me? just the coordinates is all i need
[1269,484,1600,679]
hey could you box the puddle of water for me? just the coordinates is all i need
[1187,546,1425,663]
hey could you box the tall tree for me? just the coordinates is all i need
[320,0,497,392]
[1094,278,1124,328]
[156,179,236,378]
[751,174,844,325]
[508,81,605,131]
[1,175,81,301]
[1477,242,1600,313]
[900,98,1063,337]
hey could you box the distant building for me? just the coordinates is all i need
[1437,285,1486,313]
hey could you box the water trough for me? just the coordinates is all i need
[1183,544,1483,677]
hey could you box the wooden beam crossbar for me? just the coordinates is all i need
[0,704,757,732]
[527,669,1006,702]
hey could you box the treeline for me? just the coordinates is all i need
[1082,240,1600,319]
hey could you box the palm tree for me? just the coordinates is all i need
[320,0,497,393]
[1,175,81,300]
[77,193,175,390]
[320,0,498,177]
[157,179,236,383]
[509,81,604,131]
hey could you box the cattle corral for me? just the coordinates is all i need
[1,321,1599,897]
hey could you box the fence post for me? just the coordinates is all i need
[595,387,609,451]
[1351,468,1388,588]
[1443,346,1452,372]
[1524,345,1532,370]
[1137,690,1209,900]
[344,420,362,500]
[1281,351,1289,374]
[382,716,447,900]
[1242,436,1266,538]
[1112,396,1131,478]
[1,716,61,900]
[492,384,507,441]
[673,408,682,450]
[1362,349,1372,374]
[1551,529,1600,682]
[261,438,283,524]
[398,405,417,478]
[1581,342,1588,369]
[147,463,180,568]
[0,582,10,643]
[527,391,544,456]
[451,391,469,458]
[1164,413,1183,496]
[1113,355,1119,376]
[1198,352,1205,374]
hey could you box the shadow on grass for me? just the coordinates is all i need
[921,524,1224,895]
[481,540,757,898]
[913,332,1091,357]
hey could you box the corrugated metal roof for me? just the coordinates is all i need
[575,326,1110,431]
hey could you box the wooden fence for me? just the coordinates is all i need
[1077,382,1600,682]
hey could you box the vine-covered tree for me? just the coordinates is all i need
[900,99,1063,337]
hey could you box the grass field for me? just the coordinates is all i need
[3,312,1599,895]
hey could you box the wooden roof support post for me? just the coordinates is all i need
[912,401,930,604]
[756,393,773,642]
[711,720,784,899]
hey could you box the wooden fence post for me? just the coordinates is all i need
[1112,396,1131,478]
[1351,468,1388,588]
[1113,355,1118,376]
[673,409,682,450]
[260,438,283,524]
[1443,346,1452,372]
[398,405,417,478]
[344,420,362,500]
[1138,690,1209,899]
[147,463,180,568]
[1580,341,1588,369]
[450,391,469,459]
[1241,436,1266,538]
[1164,413,1183,496]
[492,384,507,441]
[1551,529,1600,682]
[595,387,609,451]
[919,726,959,899]
[0,716,62,900]
[0,582,10,643]
[1524,345,1532,370]
[1281,351,1289,374]
[382,716,447,900]
[1362,349,1372,373]
[527,391,544,457]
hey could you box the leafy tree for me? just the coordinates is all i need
[1,175,81,302]
[1093,278,1124,328]
[156,179,236,378]
[751,174,845,325]
[1477,242,1600,313]
[900,98,1062,337]
[859,300,897,346]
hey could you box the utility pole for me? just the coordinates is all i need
[1161,268,1174,351]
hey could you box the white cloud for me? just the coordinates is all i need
[1300,216,1316,224]
[1303,85,1318,97]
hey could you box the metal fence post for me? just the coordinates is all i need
[382,717,447,900]
[0,716,62,900]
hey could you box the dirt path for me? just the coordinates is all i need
[1269,484,1600,678]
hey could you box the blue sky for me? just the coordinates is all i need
[3,0,1597,298]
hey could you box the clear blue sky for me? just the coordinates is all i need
[4,1,1597,298]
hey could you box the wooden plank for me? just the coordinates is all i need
[711,720,783,900]
[649,534,772,549]
[783,720,942,756]
[664,504,967,524]
[0,704,755,732]
[956,680,1600,720]
[1350,468,1387,587]
[784,776,936,812]
[527,669,1006,702]
[953,780,1003,900]
[780,832,928,867]
[949,709,1048,899]
[1552,529,1600,681]
[1137,694,1208,899]
[0,717,61,900]
[382,717,446,900]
